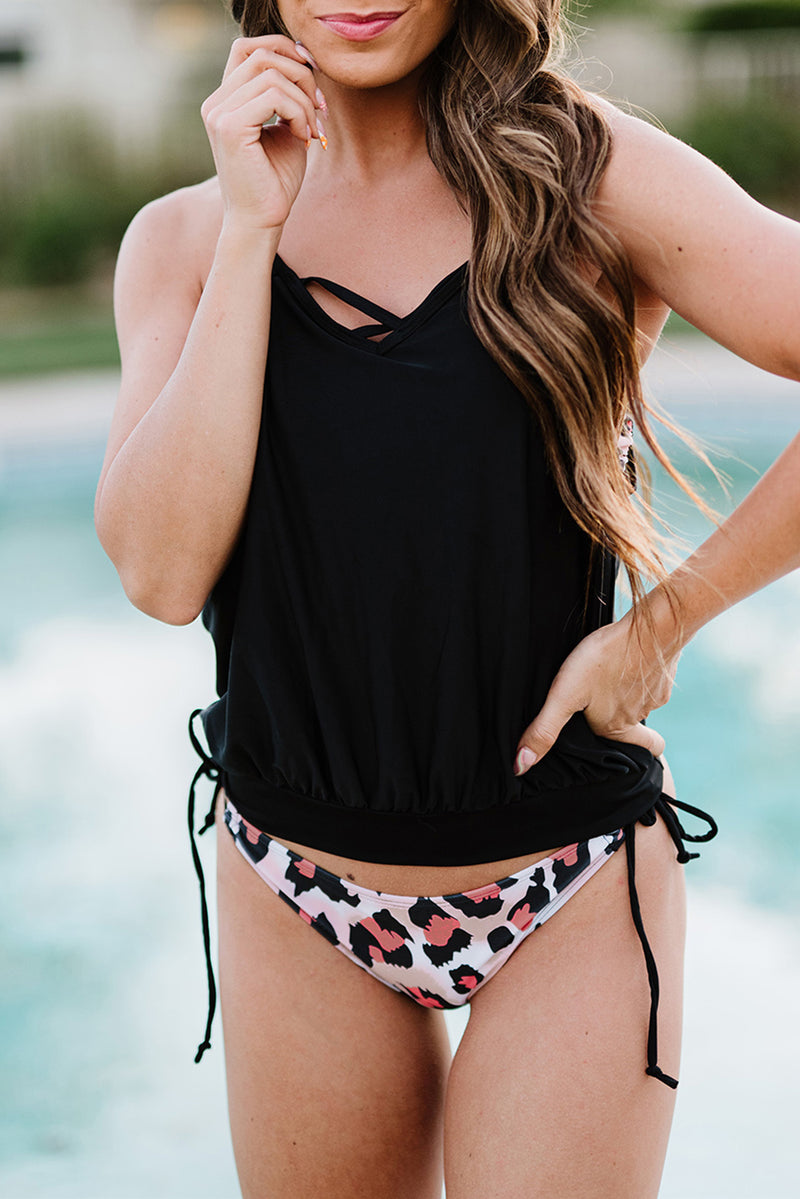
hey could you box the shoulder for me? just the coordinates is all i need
[117,176,224,293]
[583,95,744,279]
[584,94,758,260]
[587,95,708,213]
[578,94,800,374]
[113,177,225,357]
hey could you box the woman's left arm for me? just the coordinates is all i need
[515,108,800,772]
[595,104,800,379]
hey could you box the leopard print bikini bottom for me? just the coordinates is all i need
[223,798,625,1009]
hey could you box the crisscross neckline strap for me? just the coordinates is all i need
[272,254,469,353]
[300,275,403,339]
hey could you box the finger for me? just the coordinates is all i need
[217,47,319,111]
[514,685,582,774]
[601,722,666,758]
[235,88,316,144]
[294,41,320,71]
[223,34,308,82]
[215,70,319,140]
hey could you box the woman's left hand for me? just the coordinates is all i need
[513,609,677,775]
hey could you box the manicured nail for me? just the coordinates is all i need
[514,747,537,776]
[316,117,327,149]
[295,41,319,70]
[315,87,328,114]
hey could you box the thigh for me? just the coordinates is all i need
[216,815,451,1199]
[444,813,686,1199]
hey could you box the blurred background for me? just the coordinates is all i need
[1,1,799,1196]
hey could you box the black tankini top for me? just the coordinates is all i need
[187,253,717,1084]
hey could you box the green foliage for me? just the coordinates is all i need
[0,318,119,378]
[8,191,103,287]
[568,0,661,12]
[567,0,662,16]
[685,2,800,34]
[677,99,800,206]
[0,106,210,288]
[0,183,152,287]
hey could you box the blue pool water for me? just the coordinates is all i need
[0,357,798,1198]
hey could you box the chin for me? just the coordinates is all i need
[287,5,456,89]
[315,49,420,90]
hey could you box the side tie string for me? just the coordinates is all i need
[657,794,718,853]
[187,708,223,1063]
[623,820,679,1089]
[626,794,719,1090]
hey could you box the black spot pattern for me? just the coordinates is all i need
[285,853,360,906]
[349,909,414,969]
[487,925,515,953]
[450,964,485,995]
[551,841,592,893]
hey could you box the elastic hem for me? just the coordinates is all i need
[223,769,664,866]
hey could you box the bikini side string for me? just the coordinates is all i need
[624,796,718,1089]
[187,708,223,1063]
[657,795,719,857]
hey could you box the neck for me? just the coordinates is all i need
[310,66,430,183]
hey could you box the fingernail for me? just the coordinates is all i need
[316,117,327,149]
[295,41,319,70]
[514,747,537,776]
[315,87,328,114]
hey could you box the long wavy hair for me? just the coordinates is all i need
[227,0,711,627]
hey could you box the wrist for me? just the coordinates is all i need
[642,564,726,655]
[217,216,283,259]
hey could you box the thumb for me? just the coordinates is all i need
[601,721,666,759]
[514,686,579,776]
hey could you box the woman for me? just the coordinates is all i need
[94,1,800,1195]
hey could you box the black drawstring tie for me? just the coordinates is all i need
[624,795,718,1089]
[187,708,223,1063]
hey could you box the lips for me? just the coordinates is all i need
[318,11,404,41]
[322,11,403,20]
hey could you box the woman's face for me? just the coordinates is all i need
[276,1,458,88]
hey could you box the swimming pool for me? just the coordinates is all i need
[1,355,798,1198]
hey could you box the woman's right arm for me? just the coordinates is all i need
[95,36,324,625]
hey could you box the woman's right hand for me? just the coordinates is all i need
[201,36,325,233]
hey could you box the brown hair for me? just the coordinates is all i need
[227,0,711,622]
[230,1,289,36]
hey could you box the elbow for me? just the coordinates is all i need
[771,342,800,383]
[95,521,207,626]
[130,590,203,626]
[118,566,207,626]
[94,502,213,625]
